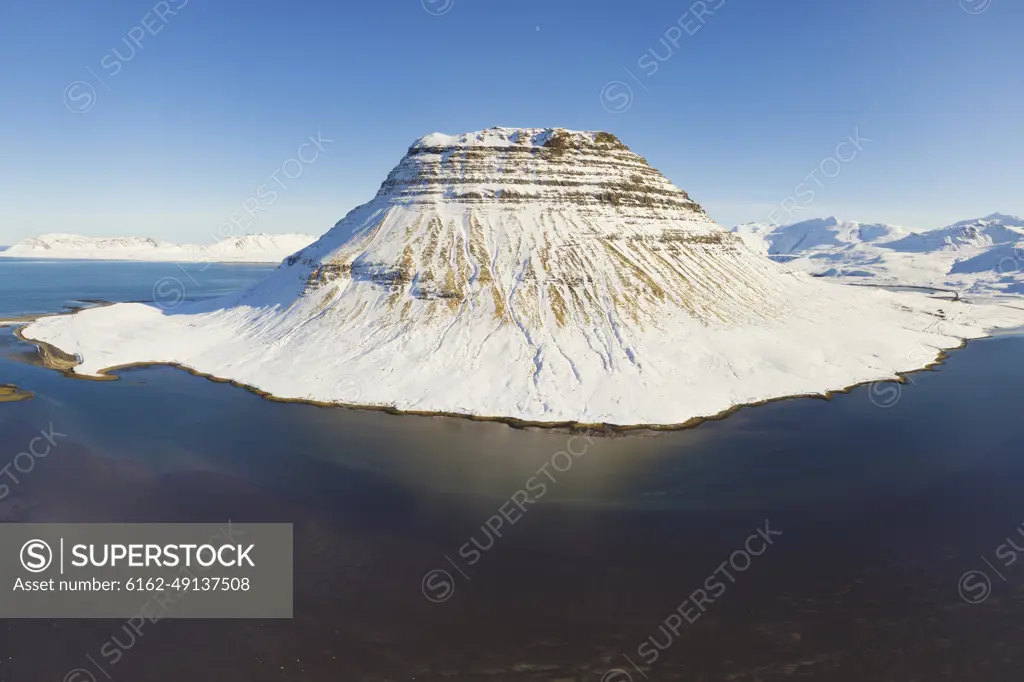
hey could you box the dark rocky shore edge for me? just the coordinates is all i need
[6,303,969,435]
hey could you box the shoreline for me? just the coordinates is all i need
[0,300,114,327]
[12,313,969,435]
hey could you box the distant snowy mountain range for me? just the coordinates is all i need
[0,233,316,263]
[732,213,1024,298]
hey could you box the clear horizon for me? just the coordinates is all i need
[3,0,1022,244]
[5,207,1022,249]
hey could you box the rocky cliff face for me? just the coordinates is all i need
[278,127,775,332]
[377,128,707,218]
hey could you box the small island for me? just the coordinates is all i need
[0,384,33,403]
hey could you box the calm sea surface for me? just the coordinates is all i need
[1,258,1023,681]
[0,256,278,317]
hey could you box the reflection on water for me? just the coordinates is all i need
[3,259,1024,679]
[2,329,1024,680]
[5,324,1020,513]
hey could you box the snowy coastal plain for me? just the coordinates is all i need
[20,129,1024,426]
[1,233,315,263]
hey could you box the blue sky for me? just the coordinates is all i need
[1,0,1021,244]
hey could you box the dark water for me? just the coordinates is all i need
[2,260,1024,681]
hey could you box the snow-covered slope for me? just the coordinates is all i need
[734,217,911,256]
[190,233,320,262]
[884,217,1023,253]
[21,128,1024,426]
[5,234,181,257]
[1,232,316,263]
[732,214,1024,297]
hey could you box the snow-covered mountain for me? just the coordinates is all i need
[733,217,911,256]
[732,214,1024,296]
[22,128,1024,425]
[1,232,316,263]
[883,216,1023,253]
[192,233,320,261]
[6,234,178,255]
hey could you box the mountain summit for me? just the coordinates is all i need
[385,127,707,218]
[285,126,773,333]
[22,128,1024,425]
